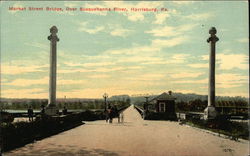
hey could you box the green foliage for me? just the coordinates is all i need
[132,93,248,108]
[176,100,207,112]
[185,116,249,140]
[0,96,131,111]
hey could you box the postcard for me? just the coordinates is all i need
[0,1,249,156]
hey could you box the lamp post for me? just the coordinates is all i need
[144,96,149,111]
[103,93,108,111]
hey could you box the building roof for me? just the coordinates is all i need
[150,92,176,101]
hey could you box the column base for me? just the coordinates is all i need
[204,106,217,120]
[45,106,59,116]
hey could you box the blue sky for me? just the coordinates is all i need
[0,1,249,98]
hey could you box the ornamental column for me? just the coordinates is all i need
[204,27,219,120]
[45,26,59,115]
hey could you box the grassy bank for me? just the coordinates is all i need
[184,117,249,140]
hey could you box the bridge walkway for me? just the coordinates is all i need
[5,105,249,156]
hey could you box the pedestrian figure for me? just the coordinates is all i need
[62,106,67,115]
[105,109,109,123]
[118,111,120,123]
[109,106,114,123]
[41,105,45,114]
[114,105,118,117]
[120,112,124,123]
[27,106,34,121]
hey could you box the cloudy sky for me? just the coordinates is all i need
[0,1,248,99]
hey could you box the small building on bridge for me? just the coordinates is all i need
[149,91,176,114]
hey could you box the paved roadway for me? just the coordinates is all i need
[5,105,249,156]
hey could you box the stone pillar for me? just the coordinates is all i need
[204,27,219,120]
[45,26,59,115]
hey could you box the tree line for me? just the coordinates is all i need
[0,98,131,111]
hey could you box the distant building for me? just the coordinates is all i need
[149,91,176,115]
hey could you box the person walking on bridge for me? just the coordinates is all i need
[118,111,124,123]
[109,106,115,123]
[27,106,34,122]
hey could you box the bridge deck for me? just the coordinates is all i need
[5,105,249,156]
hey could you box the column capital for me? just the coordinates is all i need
[48,35,59,42]
[50,26,58,34]
[207,27,219,43]
[48,26,59,41]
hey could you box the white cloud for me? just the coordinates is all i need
[120,56,164,64]
[216,73,248,88]
[171,72,204,78]
[141,61,166,65]
[110,28,132,37]
[154,9,179,25]
[146,24,197,37]
[88,74,110,79]
[58,79,86,85]
[64,62,83,67]
[78,22,105,34]
[169,54,190,63]
[152,36,188,48]
[58,69,90,74]
[172,78,208,84]
[58,65,142,74]
[217,84,242,88]
[217,92,249,98]
[2,88,47,98]
[77,22,132,37]
[154,12,170,24]
[187,63,208,68]
[1,64,48,75]
[197,53,248,70]
[127,13,145,22]
[108,45,160,55]
[201,55,209,61]
[106,40,189,65]
[24,42,48,50]
[146,26,176,37]
[185,13,214,20]
[126,73,166,81]
[3,77,87,87]
[171,73,248,90]
[221,49,232,53]
[237,38,249,43]
[84,62,115,67]
[4,77,48,87]
[93,66,142,73]
[217,53,248,70]
[78,25,105,34]
[174,89,197,94]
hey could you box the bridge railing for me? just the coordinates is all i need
[117,105,130,114]
[133,105,145,118]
